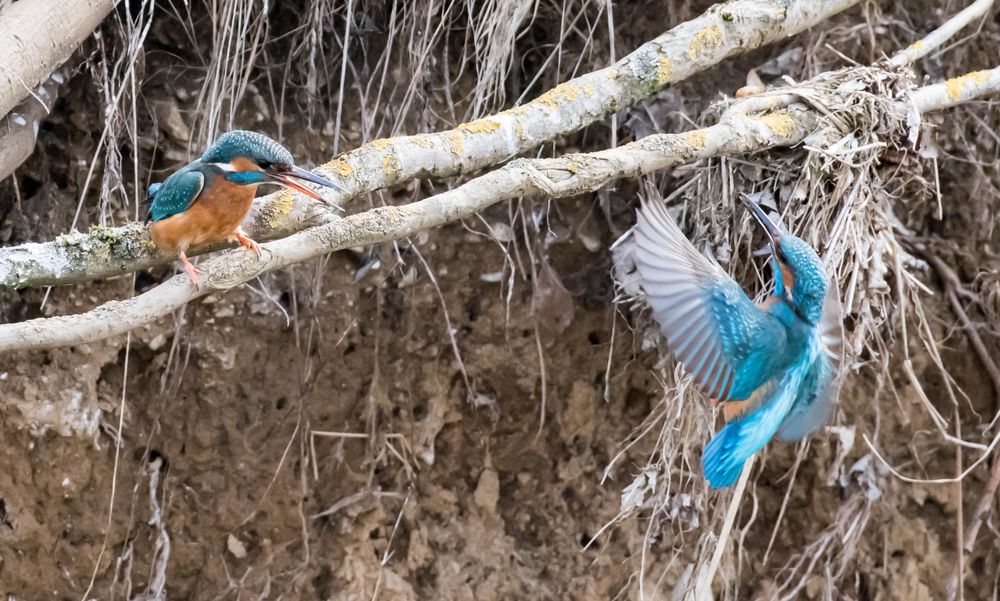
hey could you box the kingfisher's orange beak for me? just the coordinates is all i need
[267,165,343,200]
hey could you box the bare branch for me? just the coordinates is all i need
[0,104,822,352]
[888,0,996,67]
[0,0,116,118]
[911,65,1000,112]
[0,0,863,289]
[0,65,69,181]
[3,60,1000,353]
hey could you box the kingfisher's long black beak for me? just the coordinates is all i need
[267,164,343,201]
[741,193,781,255]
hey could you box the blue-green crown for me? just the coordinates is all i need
[201,130,294,166]
[775,235,827,325]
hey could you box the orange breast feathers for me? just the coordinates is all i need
[151,179,258,252]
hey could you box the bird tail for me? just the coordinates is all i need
[702,385,798,488]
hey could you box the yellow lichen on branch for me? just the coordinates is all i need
[534,83,582,110]
[443,131,465,155]
[263,190,296,229]
[688,23,724,59]
[683,129,708,149]
[459,119,502,134]
[657,58,674,84]
[323,157,354,177]
[383,153,402,175]
[410,134,433,148]
[945,70,992,100]
[758,112,796,137]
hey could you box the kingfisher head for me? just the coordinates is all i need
[741,194,827,325]
[201,130,341,200]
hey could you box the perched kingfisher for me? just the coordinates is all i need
[146,130,340,283]
[631,195,843,488]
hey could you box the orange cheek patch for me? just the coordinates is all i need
[779,262,795,292]
[230,157,259,172]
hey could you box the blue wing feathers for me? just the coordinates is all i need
[147,167,205,222]
[632,200,790,402]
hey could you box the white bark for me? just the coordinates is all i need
[0,65,70,181]
[0,0,116,118]
[911,66,1000,113]
[0,104,823,352]
[888,0,996,67]
[0,0,863,289]
[4,61,1000,353]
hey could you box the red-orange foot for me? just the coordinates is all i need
[179,250,201,284]
[234,230,262,258]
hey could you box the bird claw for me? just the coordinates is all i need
[234,231,263,259]
[179,251,201,285]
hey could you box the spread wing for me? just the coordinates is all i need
[632,200,788,402]
[146,168,204,222]
[776,283,845,440]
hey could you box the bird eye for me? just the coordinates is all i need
[257,160,272,170]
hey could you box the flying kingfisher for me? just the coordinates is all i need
[146,130,341,283]
[631,195,843,488]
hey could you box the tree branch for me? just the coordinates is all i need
[0,104,820,352]
[0,0,863,289]
[0,64,71,181]
[888,0,996,67]
[911,65,1000,113]
[4,61,1000,353]
[0,0,116,118]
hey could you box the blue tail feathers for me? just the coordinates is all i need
[702,383,802,488]
[702,423,750,487]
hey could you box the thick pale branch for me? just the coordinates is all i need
[0,106,820,352]
[0,0,116,118]
[0,0,862,289]
[0,65,70,181]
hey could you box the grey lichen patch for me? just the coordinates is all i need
[68,223,153,262]
[626,47,673,94]
[87,225,122,245]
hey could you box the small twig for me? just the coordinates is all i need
[888,0,996,67]
[694,456,755,599]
